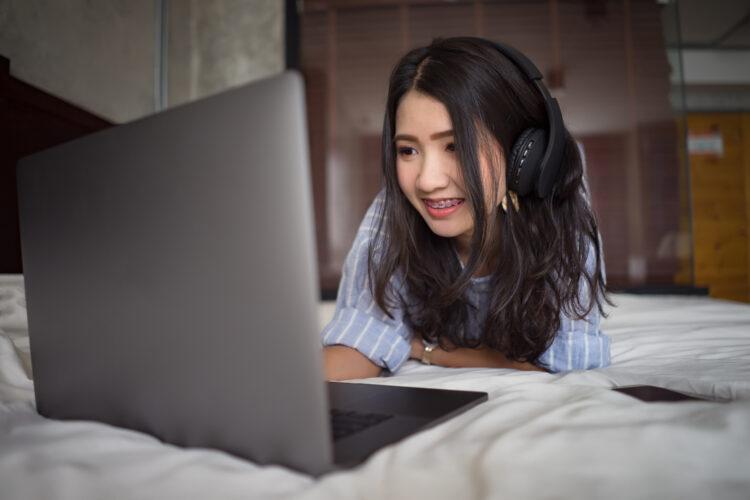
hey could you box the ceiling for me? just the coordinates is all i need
[675,0,750,48]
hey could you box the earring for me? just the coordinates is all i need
[509,191,520,211]
[500,191,520,213]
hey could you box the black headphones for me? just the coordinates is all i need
[490,42,566,199]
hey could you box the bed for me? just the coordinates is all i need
[1,273,749,499]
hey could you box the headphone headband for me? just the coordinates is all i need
[490,41,566,198]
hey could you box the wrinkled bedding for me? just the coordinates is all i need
[1,274,749,500]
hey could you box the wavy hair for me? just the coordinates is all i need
[368,37,611,364]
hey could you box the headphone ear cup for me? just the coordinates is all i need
[508,128,547,197]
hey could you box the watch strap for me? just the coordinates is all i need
[421,340,438,365]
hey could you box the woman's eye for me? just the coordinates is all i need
[446,143,456,152]
[397,147,416,157]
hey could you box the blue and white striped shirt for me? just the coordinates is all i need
[320,190,611,373]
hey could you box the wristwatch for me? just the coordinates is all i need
[421,339,438,365]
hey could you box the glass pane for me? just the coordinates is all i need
[301,0,696,294]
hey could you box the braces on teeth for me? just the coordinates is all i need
[430,199,461,209]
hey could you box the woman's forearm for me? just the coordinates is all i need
[437,346,545,371]
[410,337,545,372]
[323,345,383,380]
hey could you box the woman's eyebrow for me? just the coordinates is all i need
[393,130,454,142]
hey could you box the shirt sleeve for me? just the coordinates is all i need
[320,190,412,373]
[537,307,611,373]
[537,238,612,373]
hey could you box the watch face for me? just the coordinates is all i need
[420,340,437,365]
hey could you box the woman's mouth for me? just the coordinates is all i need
[423,198,465,218]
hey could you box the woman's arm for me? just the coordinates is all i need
[409,335,546,372]
[533,239,612,372]
[323,345,383,380]
[319,191,412,379]
[537,315,610,372]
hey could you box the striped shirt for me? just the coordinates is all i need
[320,190,611,373]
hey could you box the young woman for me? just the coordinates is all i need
[322,37,611,381]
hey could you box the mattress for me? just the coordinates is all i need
[1,274,749,500]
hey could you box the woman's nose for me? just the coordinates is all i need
[415,153,450,193]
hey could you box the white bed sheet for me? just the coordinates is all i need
[1,274,749,500]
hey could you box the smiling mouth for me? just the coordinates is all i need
[423,198,464,209]
[422,198,465,218]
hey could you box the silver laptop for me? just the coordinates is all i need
[16,71,487,476]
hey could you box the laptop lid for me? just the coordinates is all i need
[17,71,335,475]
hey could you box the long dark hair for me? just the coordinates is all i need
[369,36,611,364]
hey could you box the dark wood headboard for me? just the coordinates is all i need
[0,55,113,273]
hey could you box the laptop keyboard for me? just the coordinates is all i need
[329,409,394,441]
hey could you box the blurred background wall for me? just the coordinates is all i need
[0,0,283,122]
[1,0,749,303]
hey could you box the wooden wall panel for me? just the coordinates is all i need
[300,11,335,290]
[579,133,630,283]
[688,113,749,303]
[639,122,683,284]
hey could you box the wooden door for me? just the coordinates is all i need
[687,112,750,303]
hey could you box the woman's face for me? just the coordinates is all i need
[394,90,505,249]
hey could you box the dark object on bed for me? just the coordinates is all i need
[613,385,712,402]
[0,55,112,273]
